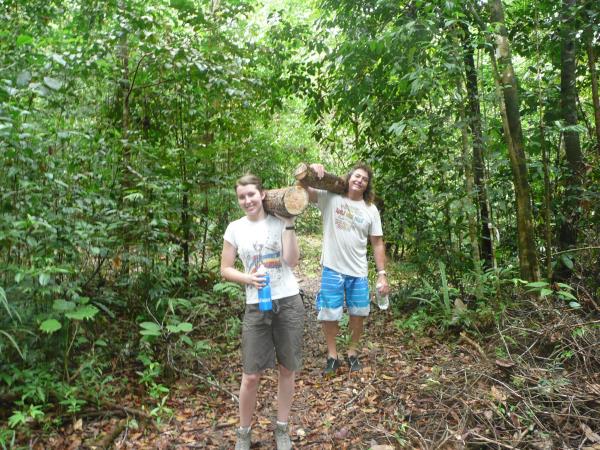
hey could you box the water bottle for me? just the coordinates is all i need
[375,283,389,310]
[257,266,272,311]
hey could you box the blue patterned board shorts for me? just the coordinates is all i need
[316,266,370,321]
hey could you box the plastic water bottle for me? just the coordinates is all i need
[375,283,389,310]
[257,266,272,311]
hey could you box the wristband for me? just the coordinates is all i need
[285,226,295,230]
[377,270,386,276]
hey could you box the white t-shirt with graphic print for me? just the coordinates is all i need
[317,190,383,278]
[223,214,299,304]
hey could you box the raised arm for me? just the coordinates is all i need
[276,216,300,267]
[305,163,325,203]
[295,162,346,201]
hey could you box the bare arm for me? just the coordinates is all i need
[281,228,300,268]
[278,216,300,268]
[370,235,390,295]
[220,240,264,289]
[305,163,325,204]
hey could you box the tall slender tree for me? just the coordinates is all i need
[587,40,600,155]
[557,0,586,256]
[462,26,494,268]
[583,2,600,154]
[457,77,482,276]
[488,0,540,281]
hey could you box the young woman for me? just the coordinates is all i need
[220,174,304,450]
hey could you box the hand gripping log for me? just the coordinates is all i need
[293,162,346,195]
[263,185,309,218]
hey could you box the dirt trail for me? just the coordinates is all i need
[53,261,429,449]
[118,262,439,449]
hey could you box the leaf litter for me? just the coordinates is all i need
[23,267,600,449]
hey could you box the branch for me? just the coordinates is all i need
[344,377,379,407]
[126,165,145,180]
[459,331,487,359]
[465,0,486,30]
[126,53,151,103]
[81,256,108,289]
[131,77,180,92]
[553,246,600,256]
[167,345,239,403]
[95,418,127,449]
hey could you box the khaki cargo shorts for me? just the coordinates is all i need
[241,293,304,374]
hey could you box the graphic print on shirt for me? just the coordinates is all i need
[335,202,367,232]
[242,231,284,284]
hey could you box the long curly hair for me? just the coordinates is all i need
[344,162,374,204]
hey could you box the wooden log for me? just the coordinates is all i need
[293,162,346,195]
[264,185,309,218]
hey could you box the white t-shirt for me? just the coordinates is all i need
[317,190,383,278]
[223,215,299,304]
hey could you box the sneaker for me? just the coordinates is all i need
[322,357,341,376]
[274,423,292,450]
[235,427,251,450]
[347,355,362,372]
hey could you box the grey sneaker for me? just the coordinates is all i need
[275,423,292,450]
[347,355,362,372]
[323,357,341,376]
[235,427,251,450]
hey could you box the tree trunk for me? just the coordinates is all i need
[587,32,600,154]
[181,187,190,277]
[263,186,309,218]
[532,7,554,280]
[294,162,346,194]
[558,0,585,255]
[540,112,553,280]
[489,0,540,281]
[119,0,130,189]
[457,78,482,276]
[179,97,191,279]
[200,195,209,273]
[462,30,494,268]
[118,0,131,275]
[351,114,360,152]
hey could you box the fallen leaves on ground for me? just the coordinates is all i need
[22,273,600,449]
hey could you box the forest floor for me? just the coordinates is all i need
[26,236,600,449]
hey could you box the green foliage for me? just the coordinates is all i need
[8,403,45,429]
[136,354,172,423]
[523,280,580,309]
[0,428,16,450]
[394,309,431,334]
[0,286,25,360]
[0,364,92,431]
[397,261,518,334]
[58,386,87,415]
[438,261,452,316]
[213,282,243,301]
[39,319,62,334]
[335,314,351,348]
[406,262,459,328]
[224,316,242,343]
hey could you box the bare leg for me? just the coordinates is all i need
[239,372,261,427]
[347,315,364,356]
[322,320,339,358]
[276,365,296,422]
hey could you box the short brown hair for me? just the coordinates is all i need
[235,173,264,192]
[345,162,374,204]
